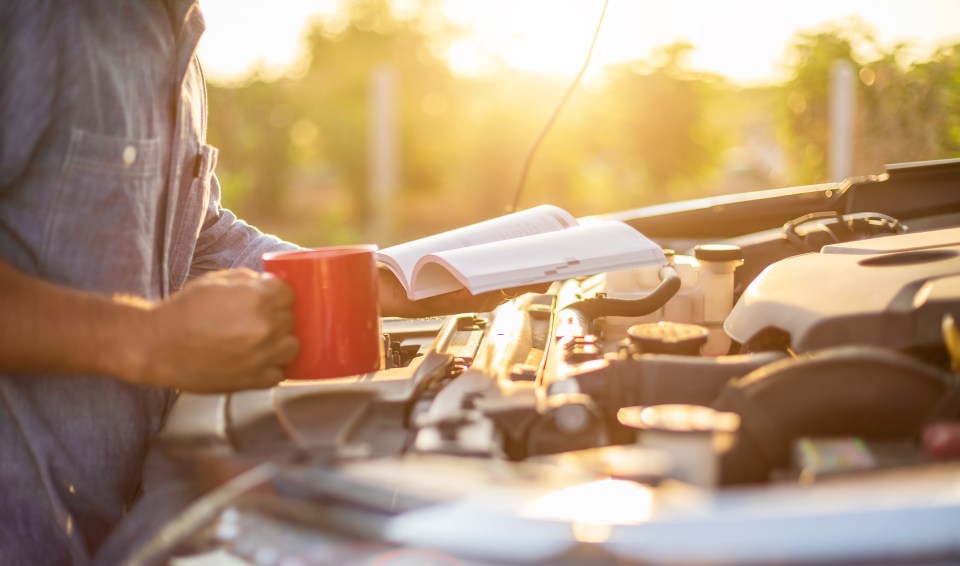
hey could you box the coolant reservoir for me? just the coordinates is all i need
[694,244,744,325]
[585,245,743,355]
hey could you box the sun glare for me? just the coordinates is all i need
[442,0,609,77]
[520,478,655,540]
[198,0,339,82]
[197,0,960,85]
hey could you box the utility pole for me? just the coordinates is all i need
[829,59,856,182]
[369,64,398,245]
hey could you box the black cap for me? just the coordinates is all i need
[694,244,743,262]
[627,321,709,356]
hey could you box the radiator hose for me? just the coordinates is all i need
[564,264,681,321]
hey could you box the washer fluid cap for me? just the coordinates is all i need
[694,244,743,262]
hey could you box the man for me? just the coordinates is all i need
[0,2,509,564]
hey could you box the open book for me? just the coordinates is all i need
[378,205,665,300]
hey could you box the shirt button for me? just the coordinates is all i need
[122,145,137,165]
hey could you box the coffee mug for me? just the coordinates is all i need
[262,246,383,380]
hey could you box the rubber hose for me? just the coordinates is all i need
[565,265,681,321]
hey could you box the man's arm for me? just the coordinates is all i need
[188,174,302,279]
[377,267,548,318]
[186,170,544,319]
[0,259,297,392]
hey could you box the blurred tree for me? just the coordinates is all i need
[208,0,463,244]
[443,45,729,219]
[206,3,732,243]
[781,21,960,183]
[289,0,463,237]
[780,22,861,182]
[598,42,725,201]
[206,5,958,248]
[207,72,291,224]
[857,43,960,171]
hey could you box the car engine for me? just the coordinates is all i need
[134,159,960,565]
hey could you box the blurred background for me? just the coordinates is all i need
[197,0,960,247]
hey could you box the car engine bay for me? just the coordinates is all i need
[138,158,960,565]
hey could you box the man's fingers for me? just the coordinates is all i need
[259,273,295,309]
[266,335,300,366]
[242,336,298,389]
[254,366,285,388]
[211,267,259,282]
[273,312,295,336]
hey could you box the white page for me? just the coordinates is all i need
[377,205,577,289]
[408,222,664,299]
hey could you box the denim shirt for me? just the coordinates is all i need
[0,1,297,563]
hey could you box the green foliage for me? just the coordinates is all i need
[588,43,726,202]
[205,5,958,247]
[781,20,960,183]
[209,0,469,244]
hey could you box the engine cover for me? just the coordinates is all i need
[725,227,960,352]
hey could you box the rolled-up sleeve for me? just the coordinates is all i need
[187,172,304,278]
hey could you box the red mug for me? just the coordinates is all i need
[262,246,383,380]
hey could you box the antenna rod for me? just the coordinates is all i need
[508,0,610,213]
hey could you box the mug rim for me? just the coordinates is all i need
[262,244,378,263]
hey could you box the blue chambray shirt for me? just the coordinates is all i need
[0,1,298,563]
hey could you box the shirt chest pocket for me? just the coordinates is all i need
[42,129,165,294]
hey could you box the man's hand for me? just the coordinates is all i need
[0,259,297,393]
[132,269,298,393]
[378,266,550,318]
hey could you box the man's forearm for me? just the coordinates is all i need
[0,258,150,382]
[377,266,547,319]
[0,259,298,392]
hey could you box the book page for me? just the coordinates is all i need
[408,221,664,299]
[377,205,577,290]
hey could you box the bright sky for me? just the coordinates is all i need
[198,0,960,85]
